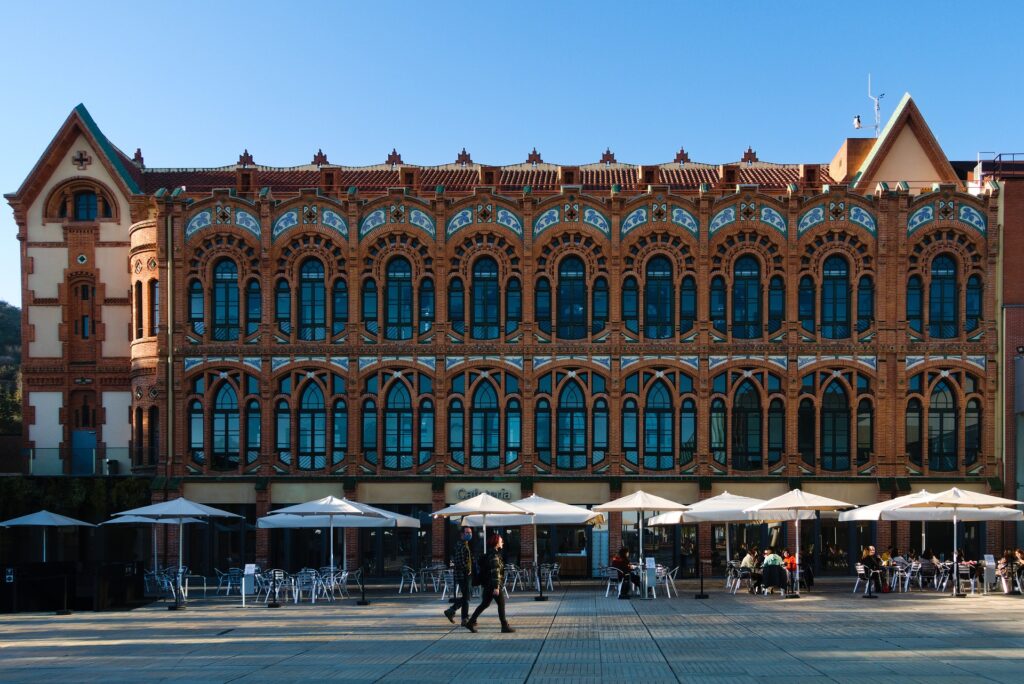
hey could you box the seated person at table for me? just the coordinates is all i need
[610,547,641,599]
[757,548,786,594]
[739,549,760,593]
[995,549,1013,587]
[861,545,884,592]
[953,550,978,579]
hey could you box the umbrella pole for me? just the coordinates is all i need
[950,511,963,598]
[342,526,347,572]
[152,525,157,572]
[639,509,648,599]
[329,517,335,571]
[169,518,185,610]
[533,517,547,601]
[42,528,46,563]
[786,518,801,599]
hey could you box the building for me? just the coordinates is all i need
[5,95,1006,575]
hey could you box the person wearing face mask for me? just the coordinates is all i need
[444,526,474,626]
[465,533,515,633]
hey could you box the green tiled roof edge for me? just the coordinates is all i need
[74,103,141,195]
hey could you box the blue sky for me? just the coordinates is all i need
[1,0,1021,306]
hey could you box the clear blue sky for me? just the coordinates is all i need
[2,0,1021,306]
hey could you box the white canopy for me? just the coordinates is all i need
[648,492,815,525]
[0,510,95,563]
[894,487,1024,510]
[266,496,382,518]
[838,490,934,522]
[433,493,533,518]
[115,497,242,520]
[259,510,419,529]
[101,515,206,526]
[593,490,689,514]
[461,494,603,527]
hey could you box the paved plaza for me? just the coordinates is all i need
[1,581,1023,683]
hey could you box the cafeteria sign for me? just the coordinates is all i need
[445,482,522,504]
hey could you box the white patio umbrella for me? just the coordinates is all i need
[100,515,207,572]
[462,494,604,593]
[432,493,532,548]
[839,490,935,551]
[745,489,855,597]
[0,510,95,562]
[265,496,384,571]
[114,497,242,609]
[889,487,1024,597]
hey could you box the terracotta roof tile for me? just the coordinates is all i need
[499,168,559,192]
[580,167,638,191]
[420,168,478,191]
[659,166,719,188]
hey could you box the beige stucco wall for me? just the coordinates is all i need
[101,391,131,455]
[870,126,943,192]
[28,305,61,357]
[534,481,610,504]
[271,482,344,504]
[709,481,790,499]
[95,246,129,298]
[101,304,131,357]
[621,481,699,503]
[803,481,878,505]
[357,482,432,504]
[28,391,63,475]
[183,482,257,505]
[26,246,67,298]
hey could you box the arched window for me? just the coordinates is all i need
[470,383,500,469]
[418,278,434,334]
[212,384,239,470]
[644,381,674,469]
[134,406,143,465]
[243,280,259,336]
[767,399,784,466]
[555,381,586,469]
[680,276,696,335]
[418,399,434,465]
[644,256,674,339]
[929,255,957,338]
[965,275,982,333]
[906,398,922,466]
[361,279,377,334]
[821,382,850,471]
[821,256,850,339]
[275,279,291,335]
[189,399,204,464]
[361,399,377,465]
[679,399,696,465]
[134,281,143,339]
[332,279,348,335]
[449,277,465,334]
[929,380,957,471]
[383,257,412,340]
[798,399,815,467]
[732,380,761,470]
[907,275,923,333]
[297,384,326,470]
[535,399,551,465]
[799,276,815,333]
[592,398,608,465]
[213,259,240,340]
[505,278,521,334]
[557,256,587,339]
[506,399,522,464]
[710,398,726,465]
[149,279,160,337]
[297,259,326,341]
[449,399,465,465]
[622,277,639,334]
[732,255,761,339]
[857,276,874,333]
[275,399,291,465]
[965,398,981,466]
[189,280,204,335]
[592,277,609,334]
[857,399,873,465]
[332,400,347,464]
[768,276,784,334]
[710,276,726,334]
[246,399,260,465]
[147,405,159,466]
[383,383,413,469]
[622,397,639,465]
[73,191,98,221]
[535,278,551,334]
[471,257,500,339]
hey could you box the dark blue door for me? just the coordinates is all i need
[71,429,96,474]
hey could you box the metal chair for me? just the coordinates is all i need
[604,566,624,597]
[852,563,873,594]
[398,565,419,594]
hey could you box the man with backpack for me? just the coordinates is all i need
[444,526,474,626]
[465,533,515,633]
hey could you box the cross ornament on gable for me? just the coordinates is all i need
[72,150,92,170]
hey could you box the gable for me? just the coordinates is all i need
[867,124,948,192]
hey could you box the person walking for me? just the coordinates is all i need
[444,526,474,626]
[465,533,514,634]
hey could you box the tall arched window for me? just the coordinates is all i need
[449,399,465,465]
[965,398,981,466]
[907,275,923,333]
[906,398,922,466]
[246,399,260,465]
[332,279,348,335]
[592,398,608,465]
[147,405,159,466]
[821,256,850,339]
[557,381,587,469]
[767,399,784,465]
[383,383,413,469]
[965,275,982,333]
[297,384,326,470]
[134,281,144,339]
[246,280,260,335]
[732,255,761,338]
[799,276,815,333]
[418,278,434,334]
[134,406,143,465]
[710,398,726,465]
[732,381,761,470]
[73,191,98,221]
[644,257,674,339]
[213,259,240,340]
[383,257,412,340]
[361,399,377,465]
[592,277,609,334]
[929,380,957,471]
[298,259,326,340]
[505,278,521,334]
[679,276,696,335]
[471,257,500,339]
[506,399,522,464]
[857,399,873,464]
[470,383,499,469]
[275,279,291,335]
[189,279,204,335]
[857,276,874,333]
[929,255,957,338]
[212,384,239,470]
[622,277,639,334]
[557,256,587,339]
[419,399,434,465]
[767,276,784,334]
[644,381,673,469]
[535,399,551,465]
[189,399,204,464]
[275,399,291,465]
[332,399,347,464]
[535,278,551,334]
[710,276,726,334]
[361,279,377,334]
[622,398,639,464]
[821,382,850,471]
[449,277,465,334]
[149,279,160,337]
[798,399,815,467]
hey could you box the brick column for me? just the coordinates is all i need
[431,489,446,562]
[344,528,359,570]
[254,488,270,567]
[895,521,912,554]
[608,512,623,559]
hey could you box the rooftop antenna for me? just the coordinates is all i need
[868,74,885,138]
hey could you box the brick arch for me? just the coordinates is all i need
[534,229,609,279]
[43,176,121,222]
[268,231,346,282]
[444,194,524,241]
[907,227,984,277]
[708,228,785,278]
[798,229,875,277]
[621,230,697,280]
[448,229,522,282]
[360,229,433,281]
[532,193,613,243]
[188,231,261,278]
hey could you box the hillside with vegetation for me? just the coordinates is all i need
[0,301,21,435]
